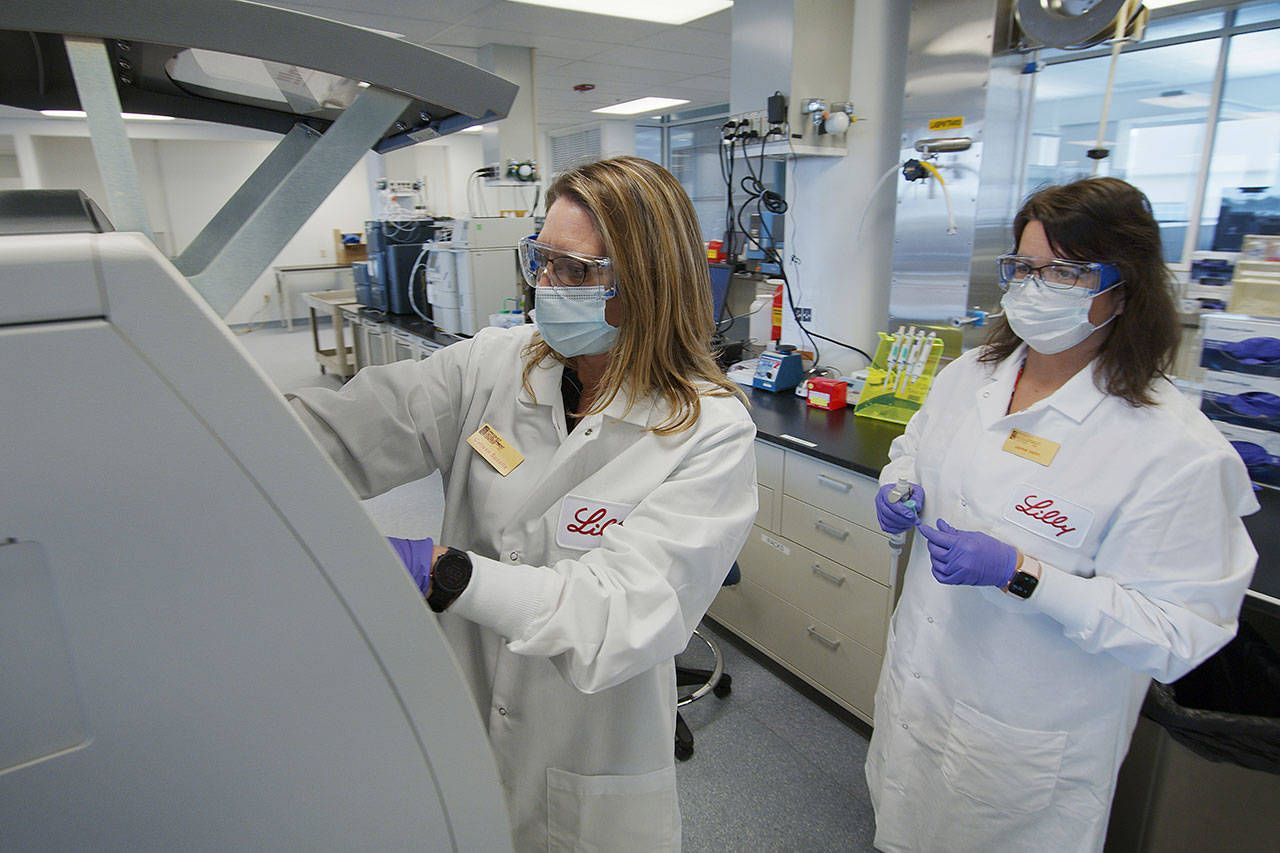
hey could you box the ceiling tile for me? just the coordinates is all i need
[630,26,729,58]
[543,62,687,86]
[606,46,729,76]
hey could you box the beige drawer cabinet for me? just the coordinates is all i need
[709,439,903,723]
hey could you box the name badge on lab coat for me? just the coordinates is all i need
[466,422,525,476]
[1002,429,1060,466]
[1002,484,1092,549]
[556,496,635,550]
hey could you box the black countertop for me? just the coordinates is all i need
[743,385,903,478]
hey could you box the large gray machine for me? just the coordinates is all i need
[0,2,518,848]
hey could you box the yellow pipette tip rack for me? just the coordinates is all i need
[853,330,944,425]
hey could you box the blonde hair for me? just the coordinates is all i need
[522,155,746,434]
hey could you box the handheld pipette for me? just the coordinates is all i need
[884,325,906,391]
[907,332,937,388]
[887,477,917,556]
[897,329,926,394]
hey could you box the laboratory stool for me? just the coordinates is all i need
[675,561,740,762]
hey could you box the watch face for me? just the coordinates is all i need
[434,550,471,592]
[1008,570,1039,599]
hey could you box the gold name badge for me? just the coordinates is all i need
[1002,429,1060,467]
[466,422,525,477]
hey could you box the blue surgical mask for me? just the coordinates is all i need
[534,285,619,357]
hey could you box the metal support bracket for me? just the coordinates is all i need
[64,36,154,239]
[175,124,320,277]
[184,86,411,316]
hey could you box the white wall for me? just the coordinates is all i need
[26,132,374,324]
[379,133,542,219]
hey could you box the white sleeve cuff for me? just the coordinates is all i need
[446,552,561,642]
[1027,559,1104,639]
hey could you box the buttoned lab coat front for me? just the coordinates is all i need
[866,345,1257,853]
[288,324,758,852]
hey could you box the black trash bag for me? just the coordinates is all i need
[1141,620,1280,775]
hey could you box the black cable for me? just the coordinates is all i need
[731,147,873,367]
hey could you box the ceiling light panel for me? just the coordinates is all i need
[507,0,733,26]
[592,97,689,115]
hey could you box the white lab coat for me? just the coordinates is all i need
[288,324,757,852]
[865,344,1257,853]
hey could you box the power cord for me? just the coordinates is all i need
[726,130,873,367]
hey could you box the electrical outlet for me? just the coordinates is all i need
[798,307,812,322]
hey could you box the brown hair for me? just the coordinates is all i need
[981,177,1180,406]
[522,156,745,433]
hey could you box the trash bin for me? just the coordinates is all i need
[1105,615,1280,852]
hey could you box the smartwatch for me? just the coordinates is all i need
[427,547,472,613]
[1005,557,1041,600]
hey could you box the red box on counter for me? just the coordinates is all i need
[804,377,847,410]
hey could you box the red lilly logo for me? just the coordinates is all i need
[1013,496,1077,538]
[567,506,623,537]
[1002,485,1092,550]
[556,496,635,550]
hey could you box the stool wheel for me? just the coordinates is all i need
[713,673,732,699]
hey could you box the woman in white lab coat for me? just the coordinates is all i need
[865,177,1258,852]
[288,156,757,851]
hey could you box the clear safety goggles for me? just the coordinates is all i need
[997,254,1122,296]
[518,237,615,296]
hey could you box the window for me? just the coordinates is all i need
[668,116,731,242]
[635,125,662,165]
[1027,38,1221,262]
[1025,1,1280,265]
[1198,26,1280,250]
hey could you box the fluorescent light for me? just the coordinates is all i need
[459,125,484,133]
[41,109,175,121]
[1142,0,1198,9]
[593,97,689,116]
[507,0,731,26]
[1139,89,1211,109]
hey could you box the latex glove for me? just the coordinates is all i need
[918,519,1019,588]
[875,482,924,534]
[388,536,435,595]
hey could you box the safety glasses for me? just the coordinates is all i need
[518,237,615,295]
[997,254,1123,296]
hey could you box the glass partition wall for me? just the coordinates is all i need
[1025,1,1280,266]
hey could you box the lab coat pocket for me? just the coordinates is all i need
[546,765,679,853]
[940,700,1067,814]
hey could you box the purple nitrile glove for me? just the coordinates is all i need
[875,482,924,534]
[387,536,435,595]
[918,519,1018,588]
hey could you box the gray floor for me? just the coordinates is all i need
[235,320,879,852]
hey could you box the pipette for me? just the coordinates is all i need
[897,329,926,394]
[884,325,906,391]
[886,477,917,556]
[906,332,937,389]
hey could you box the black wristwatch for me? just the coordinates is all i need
[1005,558,1041,600]
[427,547,472,613]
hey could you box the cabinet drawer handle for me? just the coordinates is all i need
[814,520,849,541]
[811,564,845,585]
[806,625,842,650]
[816,473,853,492]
